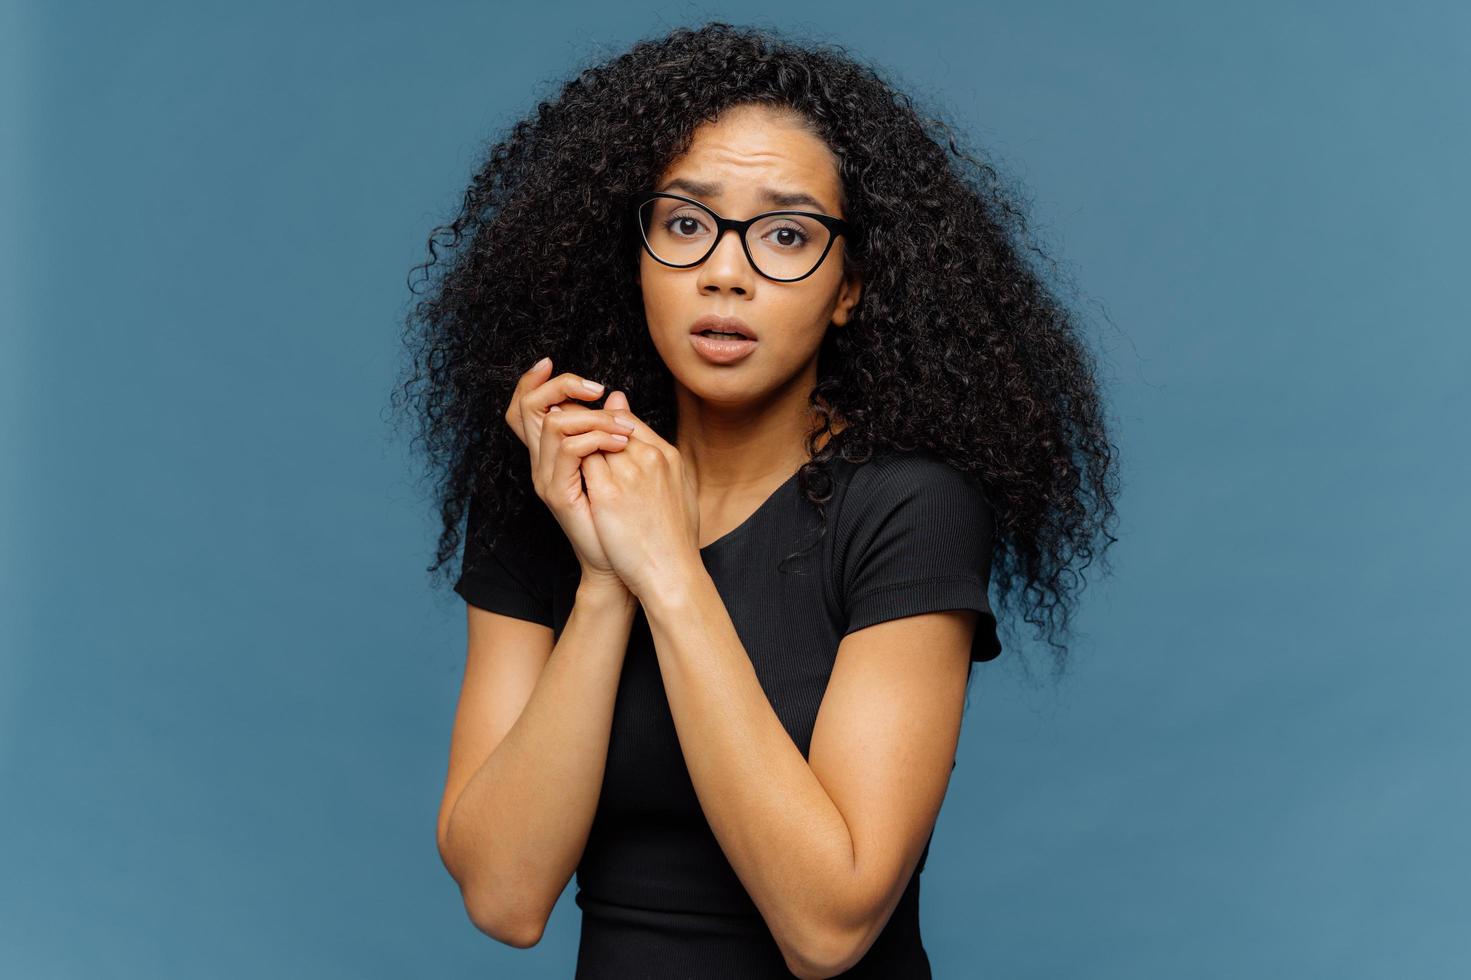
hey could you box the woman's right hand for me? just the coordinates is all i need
[505,356,637,590]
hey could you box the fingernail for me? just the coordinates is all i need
[615,417,635,431]
[582,379,604,394]
[534,356,551,370]
[611,433,629,443]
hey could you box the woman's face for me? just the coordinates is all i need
[636,103,861,412]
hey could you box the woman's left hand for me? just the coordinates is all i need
[579,393,702,600]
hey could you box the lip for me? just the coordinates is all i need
[690,332,759,365]
[690,314,758,341]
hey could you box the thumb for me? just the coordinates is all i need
[604,389,629,411]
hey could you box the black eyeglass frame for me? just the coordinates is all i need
[633,191,853,283]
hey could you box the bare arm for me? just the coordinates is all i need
[438,579,638,946]
[640,563,975,979]
[438,362,642,945]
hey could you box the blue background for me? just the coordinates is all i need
[4,1,1466,976]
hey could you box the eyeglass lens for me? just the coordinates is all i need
[638,197,833,280]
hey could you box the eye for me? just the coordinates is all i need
[663,210,710,238]
[762,222,810,249]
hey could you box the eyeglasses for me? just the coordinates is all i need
[633,191,852,283]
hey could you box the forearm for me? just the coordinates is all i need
[640,563,861,968]
[444,582,638,938]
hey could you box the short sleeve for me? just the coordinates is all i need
[452,493,555,627]
[838,454,1002,662]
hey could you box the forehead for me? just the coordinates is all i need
[656,106,842,214]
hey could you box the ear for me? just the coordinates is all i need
[831,269,862,327]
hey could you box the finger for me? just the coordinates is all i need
[546,404,635,435]
[581,448,613,497]
[549,431,628,503]
[538,407,631,485]
[597,391,664,449]
[514,362,605,462]
[525,371,610,416]
[516,355,554,389]
[560,430,629,458]
[505,355,556,442]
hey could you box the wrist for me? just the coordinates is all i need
[576,573,636,611]
[638,555,707,614]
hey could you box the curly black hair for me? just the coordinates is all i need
[391,21,1121,680]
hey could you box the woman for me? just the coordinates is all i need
[397,22,1119,979]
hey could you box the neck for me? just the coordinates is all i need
[672,370,842,496]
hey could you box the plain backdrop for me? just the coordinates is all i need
[3,1,1466,977]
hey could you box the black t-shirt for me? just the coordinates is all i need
[454,449,1001,978]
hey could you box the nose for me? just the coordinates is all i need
[698,226,754,292]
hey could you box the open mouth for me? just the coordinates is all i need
[690,330,759,364]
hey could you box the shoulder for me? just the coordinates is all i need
[455,492,574,622]
[835,449,992,531]
[829,449,1002,661]
[840,447,983,488]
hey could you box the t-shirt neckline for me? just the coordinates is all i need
[697,466,804,553]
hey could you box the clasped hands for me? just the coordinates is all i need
[507,357,702,600]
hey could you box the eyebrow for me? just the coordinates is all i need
[657,177,832,214]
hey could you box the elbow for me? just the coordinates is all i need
[438,820,548,948]
[782,952,837,980]
[781,921,870,980]
[482,917,546,950]
[462,887,547,949]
